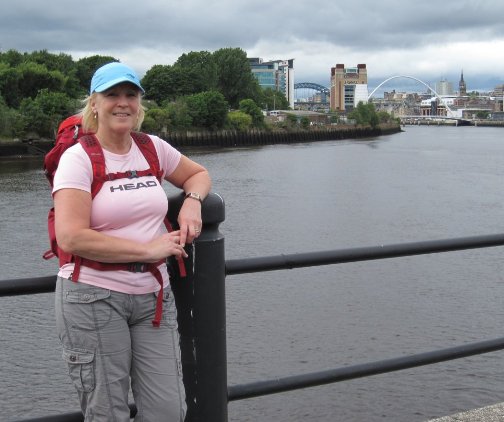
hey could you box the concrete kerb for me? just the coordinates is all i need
[429,402,504,421]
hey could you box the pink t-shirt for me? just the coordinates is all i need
[52,135,181,294]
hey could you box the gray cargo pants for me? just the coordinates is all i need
[55,277,186,422]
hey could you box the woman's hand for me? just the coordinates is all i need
[144,231,188,262]
[177,198,202,247]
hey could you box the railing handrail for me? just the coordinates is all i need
[4,232,504,297]
[228,336,504,401]
[225,232,504,275]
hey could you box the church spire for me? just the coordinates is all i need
[459,69,467,96]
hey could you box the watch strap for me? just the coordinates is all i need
[185,192,203,203]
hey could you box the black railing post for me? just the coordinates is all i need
[167,192,227,422]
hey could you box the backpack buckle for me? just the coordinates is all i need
[127,170,138,178]
[129,262,148,272]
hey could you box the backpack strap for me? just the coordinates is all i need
[75,257,166,326]
[78,134,108,198]
[163,218,187,277]
[131,131,164,181]
[79,132,164,197]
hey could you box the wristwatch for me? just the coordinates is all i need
[185,192,203,203]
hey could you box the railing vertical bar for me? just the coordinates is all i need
[168,193,228,422]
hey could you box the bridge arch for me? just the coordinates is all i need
[294,82,330,95]
[367,75,455,117]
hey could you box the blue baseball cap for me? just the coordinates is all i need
[90,62,144,94]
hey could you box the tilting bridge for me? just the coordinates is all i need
[369,75,472,125]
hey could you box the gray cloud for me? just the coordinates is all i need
[2,0,504,89]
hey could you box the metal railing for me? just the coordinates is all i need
[3,193,504,422]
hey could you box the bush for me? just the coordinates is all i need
[238,99,264,128]
[226,110,252,131]
[300,116,310,129]
[143,107,172,135]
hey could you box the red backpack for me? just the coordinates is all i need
[43,115,186,326]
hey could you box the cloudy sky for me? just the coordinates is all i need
[2,0,504,92]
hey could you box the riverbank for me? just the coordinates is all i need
[402,120,504,127]
[0,124,401,157]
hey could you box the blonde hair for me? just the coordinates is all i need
[80,92,146,133]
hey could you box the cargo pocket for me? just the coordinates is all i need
[63,348,95,393]
[64,288,112,331]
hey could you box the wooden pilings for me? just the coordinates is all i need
[164,125,401,149]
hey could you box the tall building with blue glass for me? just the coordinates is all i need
[249,58,295,109]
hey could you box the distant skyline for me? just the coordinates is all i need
[1,0,503,93]
[366,72,502,97]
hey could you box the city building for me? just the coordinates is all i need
[249,58,295,109]
[435,78,454,96]
[330,64,368,112]
[372,70,504,120]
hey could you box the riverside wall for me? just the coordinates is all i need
[0,124,401,157]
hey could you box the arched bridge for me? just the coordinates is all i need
[368,75,456,118]
[294,82,330,96]
[294,82,330,106]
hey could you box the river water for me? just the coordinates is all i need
[2,125,504,421]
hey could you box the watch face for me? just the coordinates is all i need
[186,192,202,202]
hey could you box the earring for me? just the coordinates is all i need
[93,112,97,119]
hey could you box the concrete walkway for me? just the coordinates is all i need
[430,402,504,421]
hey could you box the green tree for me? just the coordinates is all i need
[213,47,261,108]
[27,50,75,74]
[377,111,392,123]
[142,64,180,104]
[0,96,24,137]
[0,49,24,67]
[260,88,290,111]
[0,62,67,108]
[19,89,79,137]
[239,98,264,127]
[22,50,84,98]
[174,51,218,94]
[19,62,66,98]
[165,100,193,130]
[369,111,379,128]
[0,63,19,108]
[226,110,252,131]
[347,102,379,128]
[184,90,229,130]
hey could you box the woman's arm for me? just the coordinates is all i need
[54,188,187,263]
[165,155,212,246]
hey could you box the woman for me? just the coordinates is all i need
[53,62,211,421]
